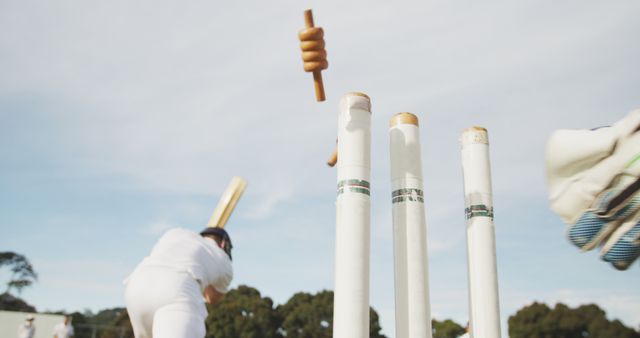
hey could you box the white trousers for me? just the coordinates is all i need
[125,265,207,338]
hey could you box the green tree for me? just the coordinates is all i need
[91,308,127,326]
[100,309,134,338]
[432,318,465,338]
[368,305,386,338]
[0,292,36,312]
[69,311,92,338]
[508,302,640,338]
[276,290,386,338]
[69,310,89,327]
[276,290,332,338]
[0,252,38,294]
[205,286,388,338]
[63,308,133,338]
[509,302,552,337]
[205,285,282,338]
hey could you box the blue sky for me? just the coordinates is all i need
[1,0,639,337]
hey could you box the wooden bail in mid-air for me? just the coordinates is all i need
[207,176,247,228]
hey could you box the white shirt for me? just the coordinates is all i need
[139,228,233,293]
[18,322,35,338]
[52,322,74,338]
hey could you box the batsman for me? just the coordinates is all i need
[124,177,247,337]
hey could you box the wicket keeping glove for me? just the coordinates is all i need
[546,109,640,270]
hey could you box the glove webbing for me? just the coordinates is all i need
[598,177,640,218]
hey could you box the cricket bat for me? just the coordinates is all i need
[207,176,247,228]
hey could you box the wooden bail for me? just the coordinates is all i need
[299,9,328,102]
[327,148,338,167]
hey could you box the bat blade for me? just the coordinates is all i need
[207,176,247,228]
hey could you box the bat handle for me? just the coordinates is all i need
[304,9,314,27]
[313,71,326,102]
[304,9,326,102]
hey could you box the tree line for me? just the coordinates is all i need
[4,285,639,338]
[2,251,639,338]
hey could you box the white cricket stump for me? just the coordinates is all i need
[460,127,502,338]
[333,92,372,338]
[389,113,433,338]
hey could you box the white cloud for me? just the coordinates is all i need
[143,220,175,236]
[244,178,295,220]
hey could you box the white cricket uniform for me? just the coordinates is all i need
[52,323,74,338]
[18,322,35,338]
[125,228,233,338]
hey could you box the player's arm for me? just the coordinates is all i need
[203,285,225,304]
